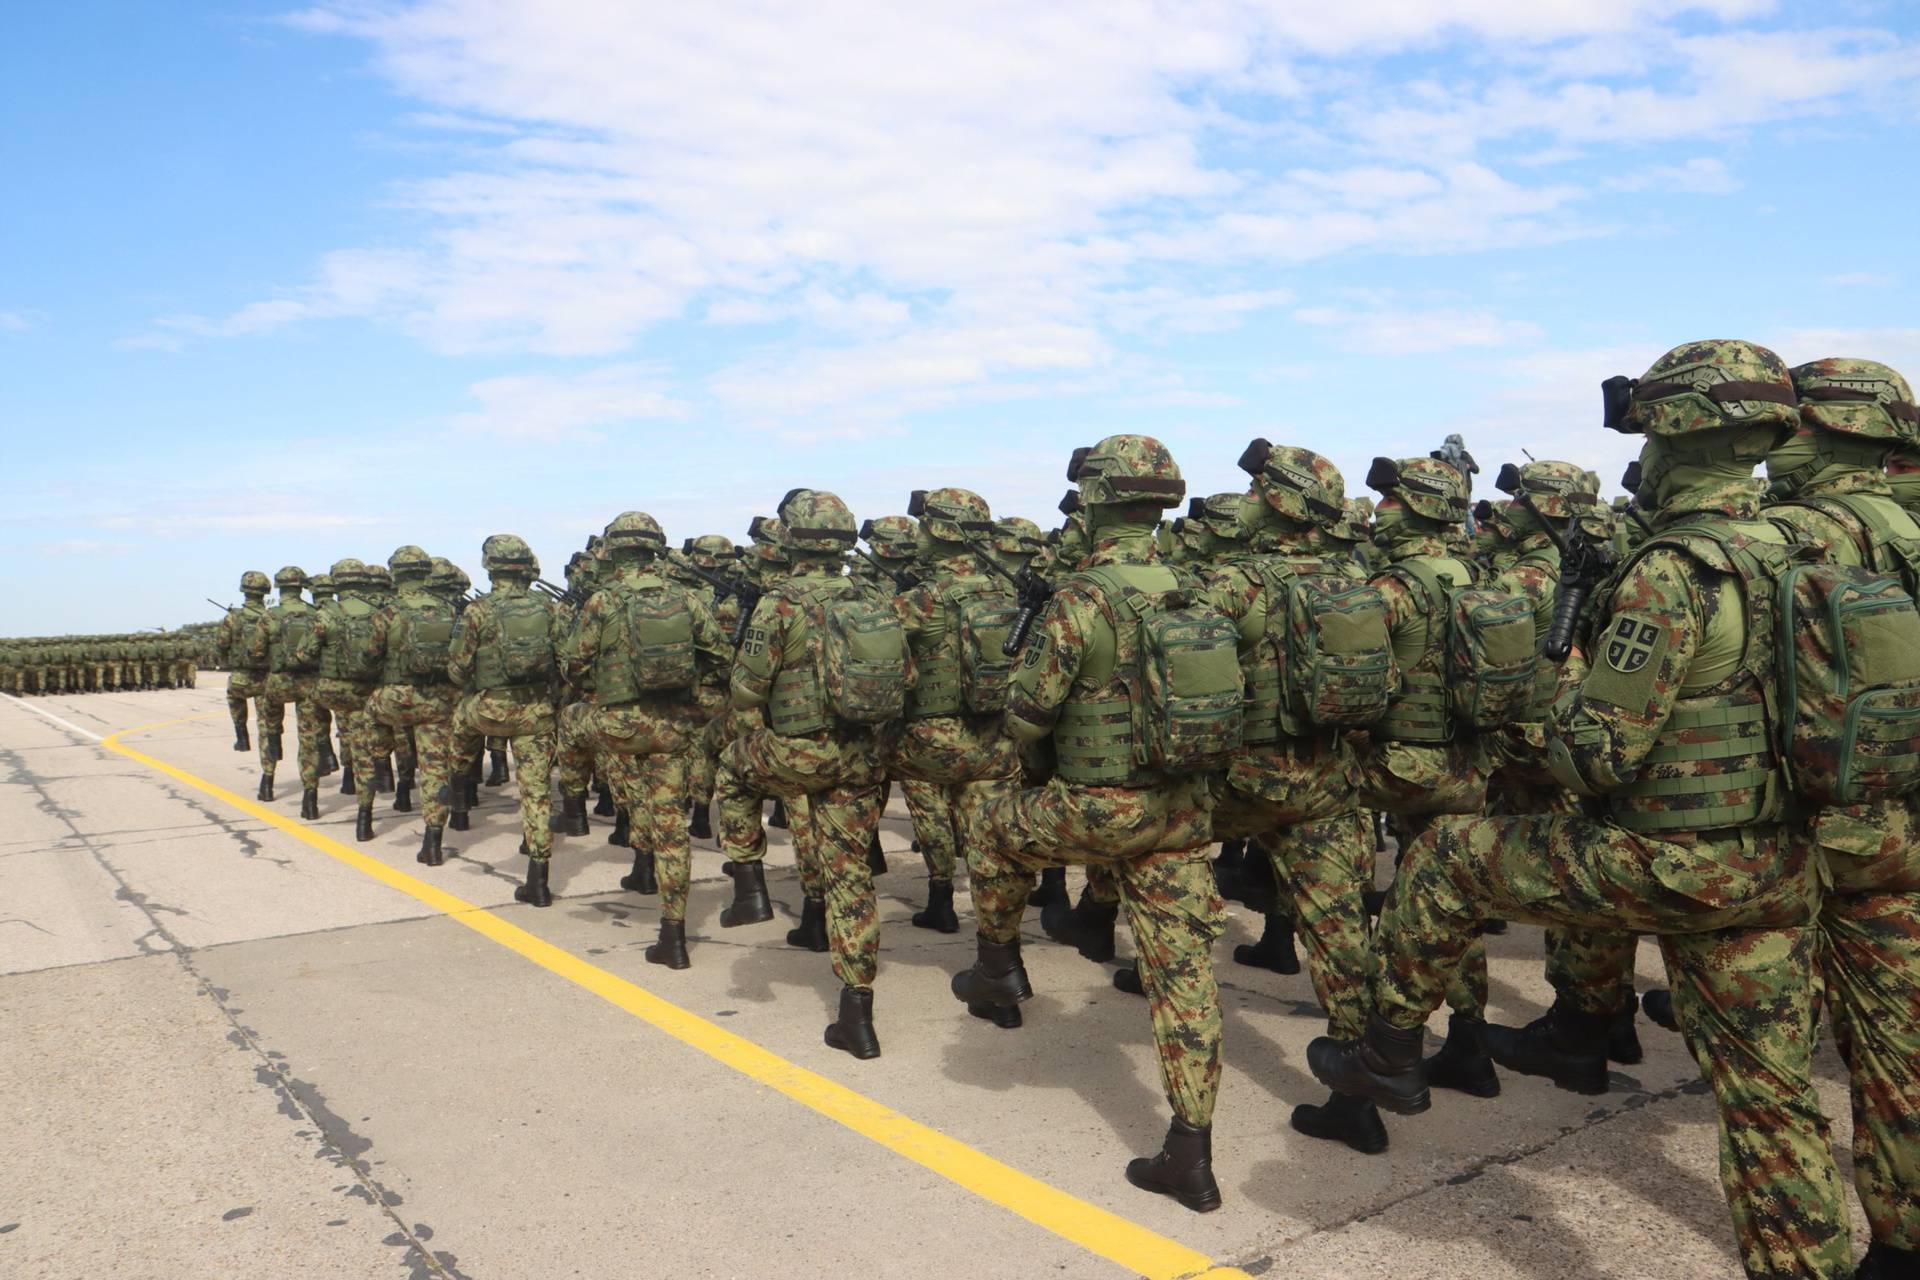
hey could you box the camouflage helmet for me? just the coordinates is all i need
[1366,456,1469,523]
[910,487,992,545]
[748,518,788,567]
[274,565,310,589]
[992,516,1045,557]
[774,489,858,555]
[603,511,667,556]
[1508,459,1597,520]
[1604,339,1799,439]
[240,569,271,594]
[328,558,367,585]
[429,556,470,595]
[1790,358,1918,443]
[363,565,393,592]
[1238,439,1345,526]
[1071,434,1186,508]
[308,571,335,598]
[1329,496,1374,544]
[685,534,733,569]
[388,545,432,577]
[863,514,919,561]
[1191,492,1249,541]
[481,533,538,576]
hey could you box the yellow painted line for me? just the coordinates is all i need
[101,713,1248,1280]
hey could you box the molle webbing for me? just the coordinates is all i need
[1054,694,1136,784]
[1380,670,1449,742]
[1608,698,1772,832]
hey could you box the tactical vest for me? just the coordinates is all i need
[905,573,1015,720]
[382,592,456,685]
[1604,519,1791,834]
[768,576,856,736]
[1376,554,1474,743]
[268,602,319,674]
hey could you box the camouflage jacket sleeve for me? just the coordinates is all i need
[446,601,485,689]
[730,592,789,711]
[1201,562,1262,657]
[1005,581,1094,743]
[368,607,391,664]
[1546,547,1703,795]
[687,593,731,683]
[293,605,327,669]
[559,590,611,684]
[216,611,237,660]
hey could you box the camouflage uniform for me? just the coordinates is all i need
[559,513,729,955]
[447,536,565,896]
[217,572,272,751]
[367,546,461,864]
[722,491,891,1059]
[960,435,1227,1213]
[712,521,788,886]
[1309,340,1849,1280]
[258,567,325,801]
[1764,357,1920,1266]
[672,533,741,838]
[306,559,386,834]
[305,573,341,779]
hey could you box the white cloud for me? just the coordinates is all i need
[0,311,30,332]
[1297,304,1544,354]
[448,363,688,441]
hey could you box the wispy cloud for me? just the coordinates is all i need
[448,363,688,441]
[0,311,34,332]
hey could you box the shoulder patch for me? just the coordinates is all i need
[1603,613,1664,675]
[741,625,769,657]
[1021,632,1049,668]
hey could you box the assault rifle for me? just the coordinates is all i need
[1616,461,1656,537]
[534,578,585,609]
[908,488,1054,657]
[668,548,763,648]
[1495,462,1613,662]
[854,521,921,591]
[206,597,234,614]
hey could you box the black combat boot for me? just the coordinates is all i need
[1233,911,1301,975]
[340,764,357,796]
[1036,867,1071,938]
[1484,1000,1613,1096]
[1856,1239,1920,1280]
[1233,843,1276,911]
[1211,838,1245,901]
[911,878,960,933]
[448,778,470,832]
[688,800,712,841]
[1423,1012,1501,1099]
[767,797,789,829]
[646,919,690,970]
[866,828,888,876]
[593,784,615,817]
[1481,918,1508,935]
[372,759,395,794]
[262,729,281,764]
[786,897,829,951]
[1290,1091,1389,1156]
[257,773,274,802]
[1641,987,1679,1033]
[392,772,414,813]
[355,807,375,843]
[559,792,590,837]
[950,935,1032,1025]
[1362,886,1387,919]
[1112,961,1145,997]
[620,850,658,896]
[463,777,481,809]
[1046,888,1117,963]
[1608,1003,1644,1066]
[719,861,773,927]
[1307,1013,1431,1115]
[486,749,509,787]
[233,725,250,752]
[318,739,338,775]
[417,826,444,866]
[299,787,319,821]
[1124,1116,1221,1213]
[513,857,553,908]
[824,986,880,1060]
[607,809,631,847]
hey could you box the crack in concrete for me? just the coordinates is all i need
[0,739,470,1280]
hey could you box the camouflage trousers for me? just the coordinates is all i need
[581,701,695,920]
[727,725,884,990]
[1267,813,1373,1042]
[902,778,957,880]
[315,679,379,814]
[978,777,1222,1127]
[259,673,323,788]
[1812,801,1920,1255]
[684,684,729,808]
[1543,928,1639,1015]
[454,689,556,860]
[367,683,457,829]
[1376,813,1844,1280]
[227,670,266,737]
[556,701,600,797]
[711,713,771,868]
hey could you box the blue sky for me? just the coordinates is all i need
[3,0,1917,632]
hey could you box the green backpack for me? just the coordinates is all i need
[390,597,455,681]
[952,583,1022,714]
[1276,572,1393,731]
[1083,567,1244,774]
[327,598,384,681]
[813,593,908,724]
[621,586,698,693]
[485,594,557,687]
[1394,561,1538,732]
[273,608,320,674]
[239,609,271,670]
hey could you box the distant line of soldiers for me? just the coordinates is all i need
[0,634,197,695]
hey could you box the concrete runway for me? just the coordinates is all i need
[0,677,1868,1279]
